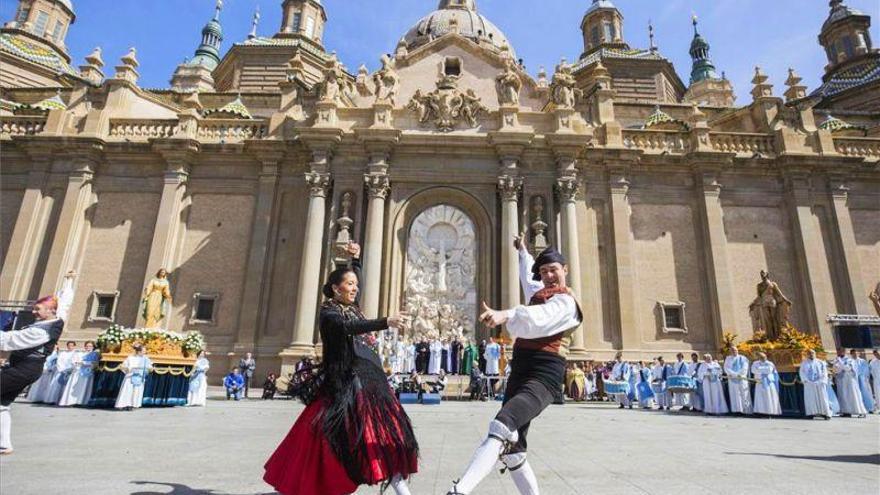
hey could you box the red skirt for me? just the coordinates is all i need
[263,394,418,495]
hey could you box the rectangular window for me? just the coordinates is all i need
[658,301,688,334]
[664,307,682,329]
[16,6,30,24]
[50,21,64,43]
[603,21,615,42]
[444,57,461,76]
[191,293,219,325]
[842,36,856,58]
[591,26,600,47]
[292,12,302,32]
[305,17,315,38]
[33,10,49,36]
[89,291,120,322]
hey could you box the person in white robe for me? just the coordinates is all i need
[651,357,672,410]
[394,339,407,374]
[428,338,443,375]
[44,341,78,404]
[405,339,416,373]
[723,347,752,415]
[832,349,867,417]
[870,350,880,414]
[186,351,210,407]
[799,350,831,419]
[115,345,153,410]
[58,341,100,407]
[688,353,704,412]
[26,350,57,403]
[484,338,501,376]
[751,352,781,416]
[636,363,654,409]
[670,353,691,410]
[610,353,632,409]
[441,339,451,373]
[851,349,875,413]
[698,354,728,415]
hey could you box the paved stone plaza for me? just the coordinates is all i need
[1,389,878,495]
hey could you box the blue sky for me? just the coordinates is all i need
[4,0,878,100]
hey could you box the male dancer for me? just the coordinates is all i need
[0,272,75,454]
[448,236,582,495]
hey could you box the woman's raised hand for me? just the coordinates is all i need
[346,241,361,258]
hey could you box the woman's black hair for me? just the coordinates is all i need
[322,266,357,299]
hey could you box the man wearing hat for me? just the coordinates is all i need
[448,235,582,495]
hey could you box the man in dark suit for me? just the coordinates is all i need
[238,352,256,399]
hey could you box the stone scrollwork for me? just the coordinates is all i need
[497,174,523,201]
[554,175,580,202]
[304,171,332,197]
[364,173,391,200]
[406,75,488,132]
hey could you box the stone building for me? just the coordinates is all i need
[1,0,878,380]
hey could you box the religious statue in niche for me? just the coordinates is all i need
[870,281,880,317]
[496,58,522,106]
[373,54,400,105]
[142,268,173,329]
[404,205,477,341]
[748,270,793,341]
[406,74,488,132]
[549,59,581,109]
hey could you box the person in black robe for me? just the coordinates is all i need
[478,339,487,373]
[415,339,429,374]
[450,339,462,375]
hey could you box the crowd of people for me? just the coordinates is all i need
[571,347,880,420]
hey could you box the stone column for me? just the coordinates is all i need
[288,166,332,353]
[362,165,390,319]
[828,179,872,315]
[39,163,95,295]
[498,173,523,313]
[608,169,638,352]
[555,167,586,356]
[0,165,51,300]
[786,173,837,346]
[234,153,282,353]
[695,170,737,349]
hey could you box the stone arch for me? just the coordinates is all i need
[383,186,495,341]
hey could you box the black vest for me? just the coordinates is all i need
[9,318,64,362]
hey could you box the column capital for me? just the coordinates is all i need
[305,171,332,198]
[365,173,391,200]
[608,169,630,194]
[555,175,581,203]
[828,176,850,199]
[497,174,523,202]
[699,172,722,196]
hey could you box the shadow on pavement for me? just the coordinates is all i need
[129,481,278,495]
[725,452,880,465]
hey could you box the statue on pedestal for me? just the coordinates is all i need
[142,268,172,329]
[749,270,792,341]
[496,58,522,106]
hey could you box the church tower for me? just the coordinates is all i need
[819,0,873,69]
[171,0,224,92]
[580,0,626,57]
[0,0,80,87]
[278,0,327,46]
[683,15,735,107]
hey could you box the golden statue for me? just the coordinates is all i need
[749,270,792,341]
[870,281,880,318]
[142,268,172,329]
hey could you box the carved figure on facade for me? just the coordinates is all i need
[496,58,522,106]
[550,60,581,109]
[406,75,488,132]
[373,54,400,105]
[748,270,793,341]
[870,281,880,318]
[318,57,354,107]
[404,205,476,341]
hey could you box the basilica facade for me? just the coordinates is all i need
[1,0,878,380]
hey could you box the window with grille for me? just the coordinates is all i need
[292,12,302,32]
[33,11,49,36]
[89,291,119,322]
[658,301,688,334]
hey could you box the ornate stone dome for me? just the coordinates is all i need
[403,0,515,58]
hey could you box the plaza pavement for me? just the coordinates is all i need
[1,388,878,495]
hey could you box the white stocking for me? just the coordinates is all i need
[390,474,411,495]
[450,420,517,494]
[509,461,539,495]
[0,406,11,450]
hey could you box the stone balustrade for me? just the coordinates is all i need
[710,132,775,156]
[622,129,689,154]
[197,119,268,142]
[833,137,880,160]
[0,116,47,136]
[108,119,179,140]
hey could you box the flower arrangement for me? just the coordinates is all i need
[724,326,826,371]
[96,326,205,358]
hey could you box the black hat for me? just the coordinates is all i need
[532,247,567,281]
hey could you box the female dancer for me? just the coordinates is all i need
[264,242,418,495]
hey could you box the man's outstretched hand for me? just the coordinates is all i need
[479,301,508,328]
